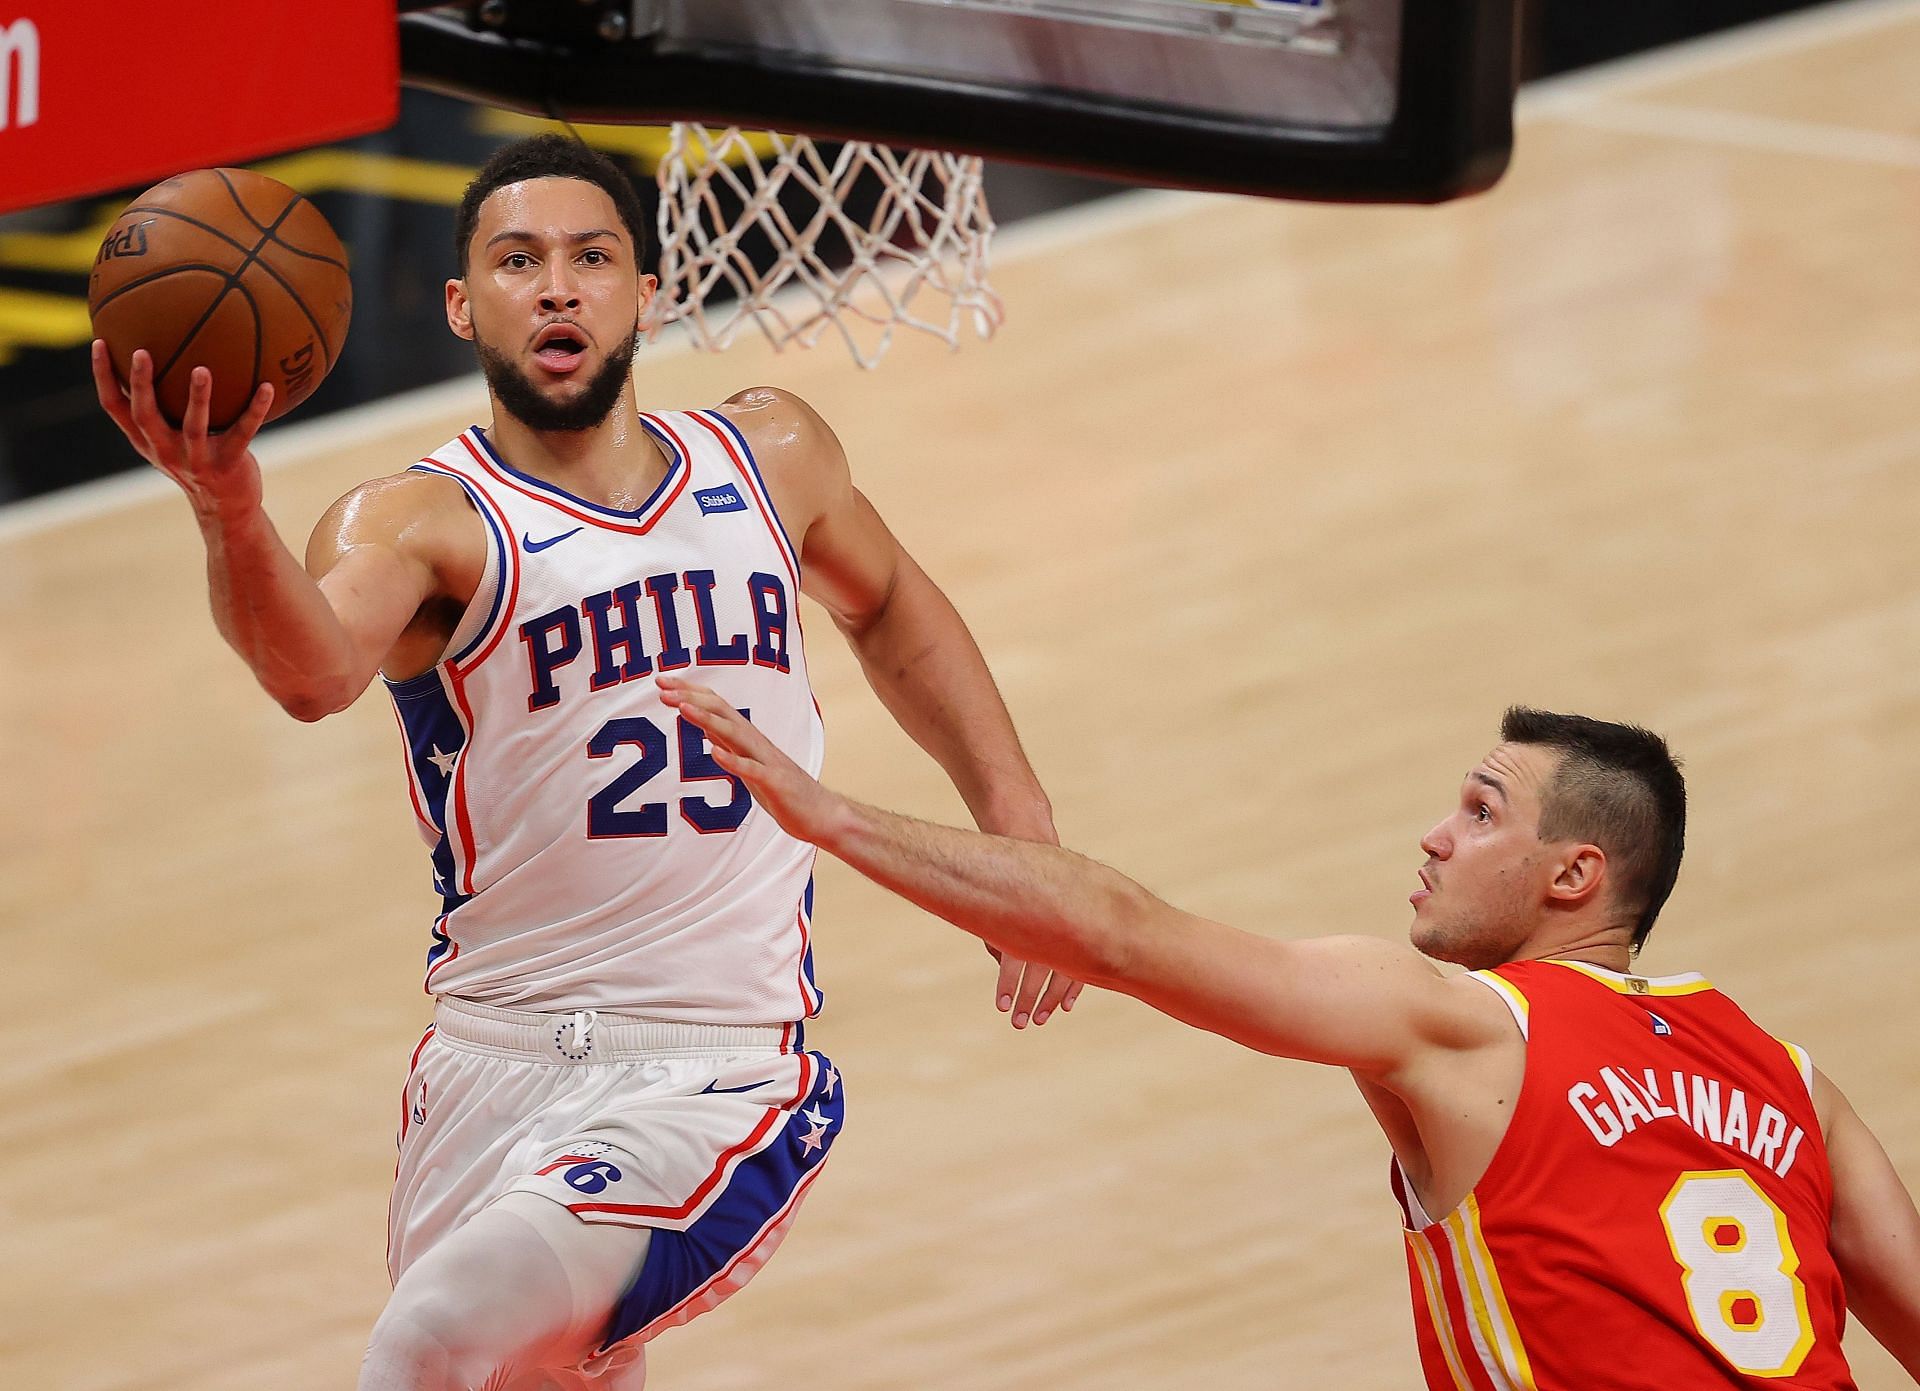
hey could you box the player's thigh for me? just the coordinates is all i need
[380,1191,653,1373]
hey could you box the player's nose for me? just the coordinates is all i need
[538,264,581,312]
[1419,823,1450,859]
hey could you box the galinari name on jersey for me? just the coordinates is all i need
[1568,1066,1808,1180]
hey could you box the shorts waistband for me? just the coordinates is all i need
[432,997,793,1064]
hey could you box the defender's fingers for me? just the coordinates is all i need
[1060,980,1086,1012]
[1010,960,1050,1029]
[994,953,1022,1013]
[1031,971,1076,1026]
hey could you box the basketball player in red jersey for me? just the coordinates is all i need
[662,685,1920,1387]
[90,135,1081,1389]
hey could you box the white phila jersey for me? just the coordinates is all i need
[384,411,826,1025]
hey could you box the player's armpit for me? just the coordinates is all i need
[1820,1070,1920,1378]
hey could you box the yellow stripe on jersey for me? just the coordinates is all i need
[1466,969,1531,1038]
[1443,1196,1539,1391]
[1775,1037,1816,1097]
[1406,1230,1476,1391]
[1553,959,1715,996]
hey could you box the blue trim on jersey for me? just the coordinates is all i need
[699,409,799,574]
[407,462,509,668]
[471,424,687,522]
[385,670,469,908]
[800,876,823,1016]
[600,1052,844,1350]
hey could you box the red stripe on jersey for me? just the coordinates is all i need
[424,910,459,988]
[687,410,801,590]
[458,425,689,534]
[567,1106,787,1221]
[632,1153,832,1344]
[386,699,438,838]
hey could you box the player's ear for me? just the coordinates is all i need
[446,278,475,341]
[1547,843,1607,907]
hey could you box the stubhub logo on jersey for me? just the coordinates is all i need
[695,485,747,515]
[518,568,793,712]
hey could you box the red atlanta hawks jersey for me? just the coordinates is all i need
[1393,959,1853,1391]
[384,411,825,1024]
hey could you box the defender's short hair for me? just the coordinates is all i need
[1500,707,1687,950]
[454,134,648,275]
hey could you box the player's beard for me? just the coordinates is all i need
[475,322,639,433]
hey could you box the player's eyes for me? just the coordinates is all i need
[503,252,534,269]
[1476,804,1492,822]
[579,249,610,265]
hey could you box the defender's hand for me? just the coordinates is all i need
[989,946,1085,1030]
[91,341,274,517]
[658,676,849,845]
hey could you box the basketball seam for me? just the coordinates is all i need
[89,264,243,316]
[152,196,305,397]
[209,168,353,272]
[128,199,352,277]
[120,205,344,373]
[212,168,273,235]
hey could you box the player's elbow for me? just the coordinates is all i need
[271,674,359,722]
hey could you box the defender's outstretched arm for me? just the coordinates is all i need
[661,677,1473,1072]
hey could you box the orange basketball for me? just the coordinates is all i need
[88,168,353,430]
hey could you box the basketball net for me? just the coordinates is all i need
[650,125,1002,370]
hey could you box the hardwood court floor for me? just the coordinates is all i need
[3,3,1918,1385]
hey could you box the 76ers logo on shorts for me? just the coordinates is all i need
[535,1141,625,1195]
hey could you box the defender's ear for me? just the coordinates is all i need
[1547,843,1608,908]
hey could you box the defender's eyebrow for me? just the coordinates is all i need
[1469,770,1509,804]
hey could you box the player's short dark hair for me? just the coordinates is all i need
[454,134,648,275]
[1499,707,1687,951]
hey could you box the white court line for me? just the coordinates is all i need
[1550,100,1920,171]
[5,0,1914,545]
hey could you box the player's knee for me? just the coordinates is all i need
[363,1279,519,1390]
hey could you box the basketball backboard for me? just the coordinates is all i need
[397,0,1517,203]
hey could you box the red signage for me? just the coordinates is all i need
[0,2,398,214]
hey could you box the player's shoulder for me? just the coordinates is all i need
[308,466,479,567]
[325,467,473,532]
[714,387,846,473]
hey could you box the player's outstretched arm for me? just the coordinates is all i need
[662,677,1473,1072]
[1819,1070,1920,1379]
[722,387,1078,1027]
[93,344,439,721]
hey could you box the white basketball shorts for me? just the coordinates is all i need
[390,997,843,1351]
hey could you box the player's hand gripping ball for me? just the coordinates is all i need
[88,168,352,430]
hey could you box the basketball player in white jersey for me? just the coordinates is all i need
[90,134,1080,1389]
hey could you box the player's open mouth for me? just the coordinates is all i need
[1411,867,1434,907]
[533,326,589,374]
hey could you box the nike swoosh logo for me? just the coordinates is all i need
[523,527,583,553]
[699,1079,772,1095]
